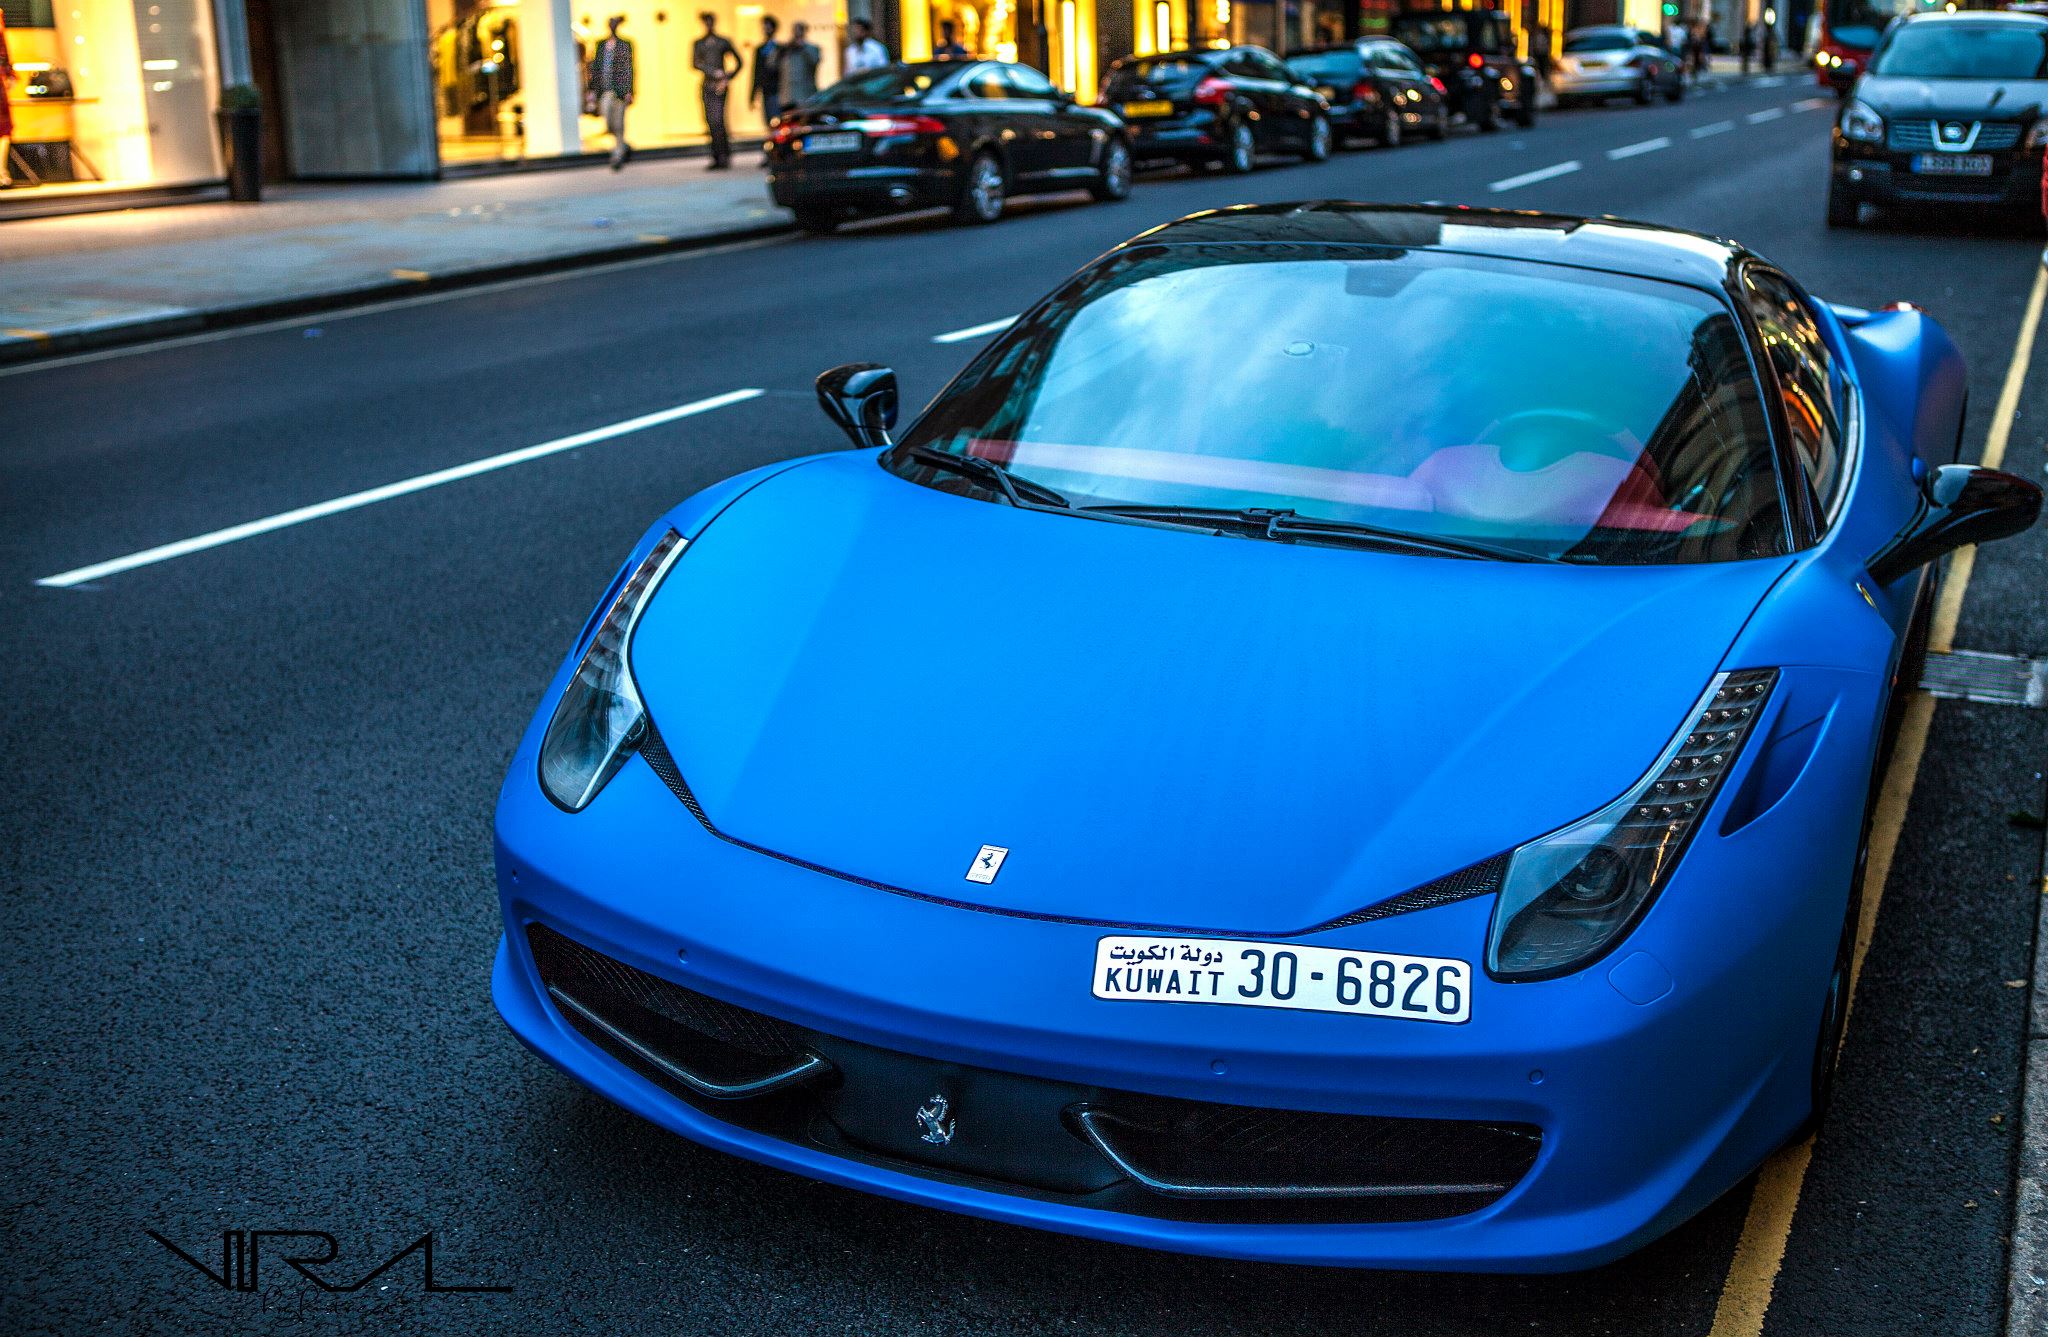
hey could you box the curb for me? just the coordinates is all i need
[0,216,796,367]
[2010,772,2048,1337]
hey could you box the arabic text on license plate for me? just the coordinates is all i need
[1122,99,1174,118]
[1911,153,1992,176]
[1093,936,1471,1025]
[804,131,861,153]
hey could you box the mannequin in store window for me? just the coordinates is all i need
[590,15,636,169]
[0,12,15,189]
[693,11,741,169]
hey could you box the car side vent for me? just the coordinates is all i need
[1310,854,1512,932]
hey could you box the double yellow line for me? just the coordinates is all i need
[1708,262,2048,1337]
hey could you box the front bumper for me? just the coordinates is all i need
[490,666,1876,1271]
[1833,140,2044,211]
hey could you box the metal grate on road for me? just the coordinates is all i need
[1918,649,2047,708]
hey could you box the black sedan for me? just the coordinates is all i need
[1828,10,2048,228]
[1287,38,1450,146]
[1101,46,1332,172]
[1388,9,1539,131]
[767,61,1134,232]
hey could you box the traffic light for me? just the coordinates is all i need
[1661,2,1679,14]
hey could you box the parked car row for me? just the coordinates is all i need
[765,10,1682,232]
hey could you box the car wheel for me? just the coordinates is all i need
[1428,104,1449,139]
[793,205,839,234]
[1634,74,1653,104]
[1379,105,1403,147]
[1303,113,1332,161]
[1826,176,1859,228]
[1089,138,1133,202]
[1666,75,1686,102]
[1792,826,1863,1146]
[1225,119,1257,173]
[1514,87,1537,127]
[1475,93,1500,133]
[953,151,1006,225]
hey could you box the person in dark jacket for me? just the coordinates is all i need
[751,14,785,128]
[589,15,636,169]
[780,21,822,107]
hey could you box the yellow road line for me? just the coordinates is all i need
[3,327,51,342]
[1707,260,2048,1337]
[390,268,431,283]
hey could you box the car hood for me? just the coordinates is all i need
[1857,75,2047,119]
[631,455,1789,935]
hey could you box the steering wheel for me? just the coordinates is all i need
[1484,409,1636,472]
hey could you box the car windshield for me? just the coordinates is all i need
[1288,50,1364,78]
[1390,16,1466,53]
[891,245,1787,564]
[1869,23,2048,78]
[1565,30,1635,51]
[813,65,943,104]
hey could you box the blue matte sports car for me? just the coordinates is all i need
[491,204,2039,1272]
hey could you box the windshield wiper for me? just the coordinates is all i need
[1080,505,1563,564]
[897,443,1072,510]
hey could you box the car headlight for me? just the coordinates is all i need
[1840,99,1883,144]
[538,530,686,811]
[2025,119,2048,149]
[1486,668,1778,981]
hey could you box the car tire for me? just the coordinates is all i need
[793,205,839,234]
[1428,104,1449,139]
[1791,800,1867,1146]
[1475,93,1501,133]
[1378,105,1403,147]
[1514,84,1538,128]
[1825,177,1859,228]
[1634,74,1653,105]
[953,150,1006,225]
[1666,76,1686,102]
[1225,119,1257,173]
[1089,138,1133,202]
[1303,113,1333,161]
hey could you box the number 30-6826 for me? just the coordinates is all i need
[1235,948,1462,1017]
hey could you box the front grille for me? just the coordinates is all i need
[1887,120,2023,152]
[524,924,1544,1223]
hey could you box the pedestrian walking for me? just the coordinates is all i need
[1688,18,1711,81]
[780,21,822,106]
[933,19,970,58]
[752,14,786,128]
[1761,18,1779,72]
[694,11,742,169]
[844,18,889,74]
[1739,21,1756,75]
[589,16,636,170]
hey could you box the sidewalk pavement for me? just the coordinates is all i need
[0,156,792,362]
[0,62,1799,364]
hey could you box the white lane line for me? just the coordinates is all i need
[1754,75,1787,88]
[1487,160,1581,193]
[1691,119,1737,138]
[1792,96,1833,112]
[34,388,765,588]
[1608,136,1673,160]
[1746,107,1786,124]
[933,316,1016,344]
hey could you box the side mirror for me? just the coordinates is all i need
[815,363,898,450]
[1824,61,1857,94]
[1867,464,2042,586]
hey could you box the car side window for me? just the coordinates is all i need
[961,66,1009,99]
[1253,50,1294,80]
[1742,269,1847,518]
[1003,64,1057,97]
[1389,48,1425,74]
[1221,52,1261,78]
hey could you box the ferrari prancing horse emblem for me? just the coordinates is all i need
[916,1093,957,1145]
[965,844,1009,884]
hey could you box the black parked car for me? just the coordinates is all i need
[1828,11,2048,228]
[1388,9,1539,131]
[1287,38,1450,145]
[1101,46,1332,172]
[768,61,1134,232]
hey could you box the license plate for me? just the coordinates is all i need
[803,131,861,153]
[1121,99,1174,118]
[1911,153,1992,176]
[1093,936,1472,1025]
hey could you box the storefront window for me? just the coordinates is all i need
[2,0,221,197]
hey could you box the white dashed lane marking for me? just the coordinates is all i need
[1608,136,1673,160]
[933,316,1017,344]
[1746,107,1787,124]
[1691,119,1737,138]
[1488,160,1582,192]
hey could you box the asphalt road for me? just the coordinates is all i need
[3,74,2045,1337]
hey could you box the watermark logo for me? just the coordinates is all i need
[146,1229,510,1295]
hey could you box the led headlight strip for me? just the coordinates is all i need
[1486,668,1778,981]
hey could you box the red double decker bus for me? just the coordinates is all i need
[1808,0,2005,88]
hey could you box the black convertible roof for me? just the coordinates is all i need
[1121,202,1751,292]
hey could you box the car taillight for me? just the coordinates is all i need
[770,120,798,144]
[846,115,949,136]
[1428,75,1447,93]
[1193,77,1231,106]
[1353,80,1378,103]
[1466,52,1485,69]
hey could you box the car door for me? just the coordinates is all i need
[1739,266,1851,536]
[962,63,1054,183]
[1241,47,1314,147]
[1006,63,1098,182]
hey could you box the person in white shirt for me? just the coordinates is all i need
[843,19,889,73]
